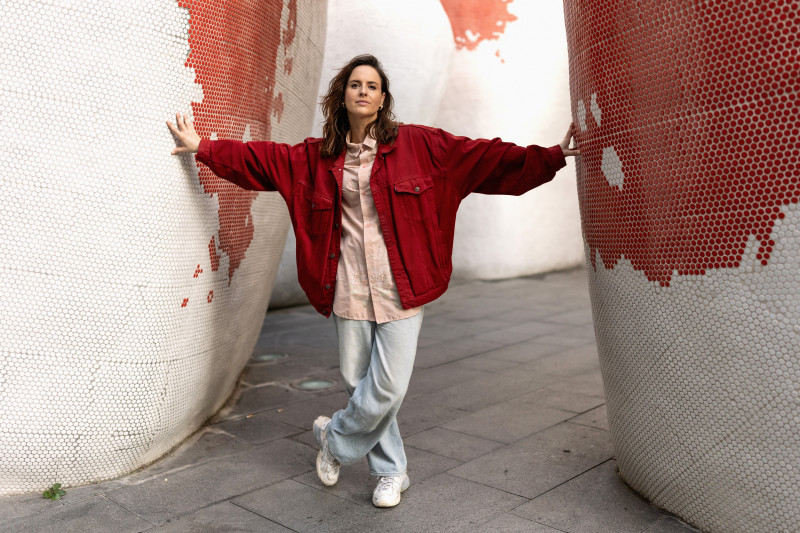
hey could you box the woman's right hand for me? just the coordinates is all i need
[167,112,201,155]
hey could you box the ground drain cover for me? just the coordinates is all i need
[293,379,336,391]
[253,353,289,363]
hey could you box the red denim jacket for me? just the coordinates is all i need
[195,124,566,317]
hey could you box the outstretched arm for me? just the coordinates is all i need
[166,112,298,195]
[438,122,577,198]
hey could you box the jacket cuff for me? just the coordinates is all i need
[546,144,567,170]
[195,138,211,164]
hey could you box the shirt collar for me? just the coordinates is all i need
[346,128,377,152]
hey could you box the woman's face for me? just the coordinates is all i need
[343,65,385,122]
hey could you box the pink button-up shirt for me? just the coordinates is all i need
[333,130,422,323]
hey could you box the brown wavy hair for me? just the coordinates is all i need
[319,54,398,158]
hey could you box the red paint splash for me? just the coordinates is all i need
[439,0,517,50]
[179,0,297,285]
[566,0,799,286]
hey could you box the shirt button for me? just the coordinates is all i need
[414,186,420,192]
[325,284,331,289]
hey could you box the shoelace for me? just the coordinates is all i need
[376,476,399,494]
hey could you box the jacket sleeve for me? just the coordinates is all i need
[194,138,300,196]
[435,128,567,199]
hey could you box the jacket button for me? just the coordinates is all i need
[414,186,420,192]
[330,253,335,259]
[311,202,315,208]
[334,223,339,229]
[325,284,331,289]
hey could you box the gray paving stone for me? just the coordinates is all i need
[250,341,334,361]
[442,401,575,444]
[215,369,344,421]
[447,352,523,373]
[517,384,606,414]
[293,445,461,507]
[406,363,492,399]
[403,427,505,462]
[396,396,471,436]
[415,365,554,412]
[243,356,338,385]
[0,495,153,533]
[232,479,374,532]
[0,491,61,523]
[124,429,253,483]
[518,344,600,378]
[552,323,597,341]
[364,473,529,532]
[474,321,569,345]
[213,411,306,444]
[540,307,595,326]
[449,422,614,499]
[549,367,606,396]
[58,478,129,506]
[530,333,596,347]
[155,501,292,532]
[643,516,703,532]
[414,337,504,368]
[105,438,313,526]
[287,428,318,450]
[261,390,349,429]
[482,340,566,364]
[469,513,564,532]
[568,404,609,431]
[512,460,662,533]
[436,300,527,323]
[493,305,567,324]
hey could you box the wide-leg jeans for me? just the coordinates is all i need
[326,308,424,477]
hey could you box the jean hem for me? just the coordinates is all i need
[370,470,407,477]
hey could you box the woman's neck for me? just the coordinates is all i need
[348,116,375,144]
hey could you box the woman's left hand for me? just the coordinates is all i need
[559,122,581,157]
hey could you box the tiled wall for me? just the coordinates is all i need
[0,0,325,494]
[565,1,799,531]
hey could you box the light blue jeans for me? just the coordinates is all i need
[326,308,424,477]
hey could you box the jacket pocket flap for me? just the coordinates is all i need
[310,193,333,210]
[394,174,434,195]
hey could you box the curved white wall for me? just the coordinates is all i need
[438,1,583,279]
[270,0,582,307]
[0,0,325,494]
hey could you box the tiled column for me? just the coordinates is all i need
[0,0,325,494]
[564,1,799,531]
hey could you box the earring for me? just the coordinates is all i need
[379,104,383,110]
[341,102,345,108]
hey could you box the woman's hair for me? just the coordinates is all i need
[319,54,398,158]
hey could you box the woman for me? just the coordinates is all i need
[167,54,580,508]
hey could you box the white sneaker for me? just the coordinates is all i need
[313,415,340,486]
[372,473,410,508]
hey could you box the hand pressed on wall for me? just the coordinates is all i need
[559,122,581,157]
[167,112,201,155]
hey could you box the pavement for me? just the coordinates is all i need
[0,266,701,533]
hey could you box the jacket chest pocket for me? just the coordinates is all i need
[299,188,334,236]
[393,173,436,222]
